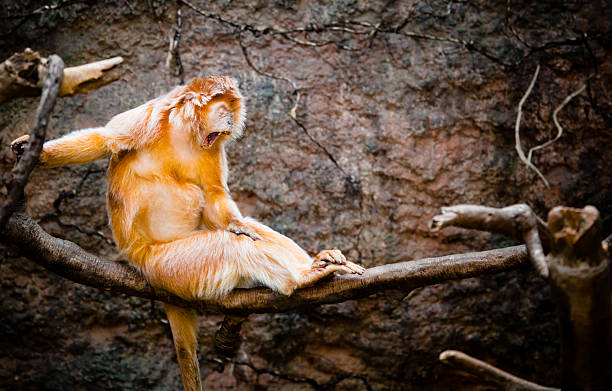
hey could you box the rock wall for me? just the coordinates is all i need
[1,1,610,390]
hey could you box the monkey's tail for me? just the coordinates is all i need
[164,303,202,391]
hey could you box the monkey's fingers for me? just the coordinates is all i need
[228,226,262,241]
[314,249,345,264]
[10,135,30,160]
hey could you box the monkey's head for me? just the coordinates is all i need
[169,76,246,150]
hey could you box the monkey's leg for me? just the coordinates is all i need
[164,304,202,391]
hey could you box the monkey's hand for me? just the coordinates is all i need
[10,135,30,161]
[228,219,263,241]
[312,249,365,275]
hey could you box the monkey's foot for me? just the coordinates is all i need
[312,249,365,275]
[228,220,263,241]
[11,134,30,160]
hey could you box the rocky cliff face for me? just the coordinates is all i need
[1,1,610,390]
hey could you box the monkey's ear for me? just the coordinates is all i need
[207,100,235,133]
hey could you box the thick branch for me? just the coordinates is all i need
[2,212,528,315]
[546,206,612,390]
[440,350,559,391]
[0,55,64,229]
[430,204,549,278]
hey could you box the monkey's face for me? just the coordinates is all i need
[168,77,246,150]
[197,98,235,149]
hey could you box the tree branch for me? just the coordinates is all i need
[430,204,549,278]
[546,206,612,390]
[440,350,559,391]
[0,55,64,230]
[433,204,612,390]
[2,211,529,316]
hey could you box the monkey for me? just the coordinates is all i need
[11,76,365,391]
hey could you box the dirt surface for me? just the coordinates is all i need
[1,1,610,390]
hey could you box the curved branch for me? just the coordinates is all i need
[2,212,528,315]
[440,350,559,391]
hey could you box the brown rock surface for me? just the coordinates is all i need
[1,1,610,390]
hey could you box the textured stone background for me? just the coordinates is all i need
[1,1,610,390]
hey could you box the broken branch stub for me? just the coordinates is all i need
[0,48,123,103]
[546,206,612,391]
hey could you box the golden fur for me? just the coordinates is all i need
[13,76,364,391]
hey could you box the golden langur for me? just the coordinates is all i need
[11,76,364,391]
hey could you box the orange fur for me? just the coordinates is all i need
[17,76,364,391]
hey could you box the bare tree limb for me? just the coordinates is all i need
[1,211,529,316]
[0,55,64,230]
[440,350,559,391]
[430,204,549,278]
[59,56,123,96]
[0,49,123,103]
[546,206,612,390]
[434,204,612,390]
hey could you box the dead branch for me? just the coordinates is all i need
[0,49,123,103]
[2,211,529,316]
[430,204,549,278]
[440,350,559,391]
[433,204,612,390]
[0,55,64,230]
[546,206,612,390]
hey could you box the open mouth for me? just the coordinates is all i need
[202,131,230,148]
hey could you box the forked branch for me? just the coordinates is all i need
[430,204,549,278]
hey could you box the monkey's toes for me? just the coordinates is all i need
[312,250,365,275]
[344,260,366,275]
[314,249,345,265]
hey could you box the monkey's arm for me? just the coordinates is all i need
[200,186,263,240]
[11,127,127,168]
